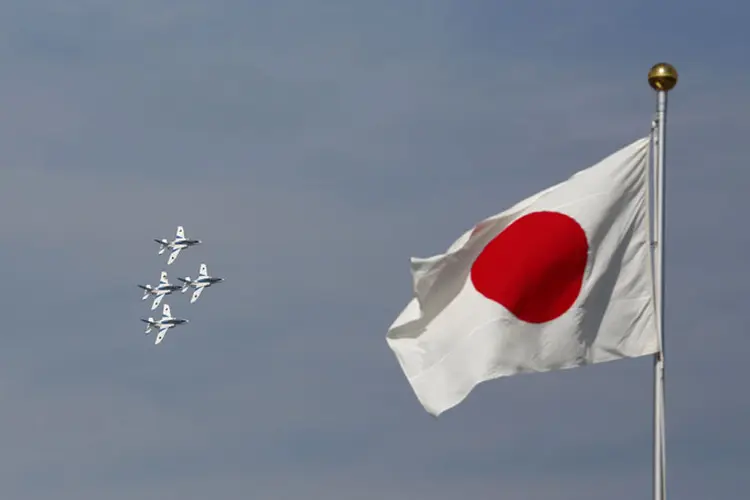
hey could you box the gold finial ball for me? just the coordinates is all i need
[648,63,678,92]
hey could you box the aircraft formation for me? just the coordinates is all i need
[139,225,224,345]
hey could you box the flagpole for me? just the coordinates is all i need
[647,62,678,500]
[648,115,664,500]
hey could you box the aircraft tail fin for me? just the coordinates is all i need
[155,238,168,255]
[180,277,192,293]
[142,318,154,334]
[139,284,152,300]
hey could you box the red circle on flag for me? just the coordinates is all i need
[470,211,588,324]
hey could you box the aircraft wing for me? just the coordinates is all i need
[176,226,185,239]
[159,271,168,284]
[162,303,172,318]
[167,247,182,265]
[190,286,204,304]
[199,263,208,276]
[155,326,170,345]
[151,294,164,310]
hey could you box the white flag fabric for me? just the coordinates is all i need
[386,137,658,416]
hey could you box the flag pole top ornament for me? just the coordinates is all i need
[648,62,678,92]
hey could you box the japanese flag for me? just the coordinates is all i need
[386,137,658,416]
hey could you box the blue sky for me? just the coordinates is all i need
[0,1,748,498]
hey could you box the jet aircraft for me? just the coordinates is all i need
[140,303,188,345]
[138,271,183,310]
[154,225,201,265]
[178,263,224,304]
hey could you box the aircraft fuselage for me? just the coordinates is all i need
[193,277,223,287]
[139,283,182,295]
[177,276,223,289]
[154,238,201,250]
[172,238,201,249]
[141,317,188,328]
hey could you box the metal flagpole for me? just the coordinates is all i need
[648,115,664,500]
[647,62,678,500]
